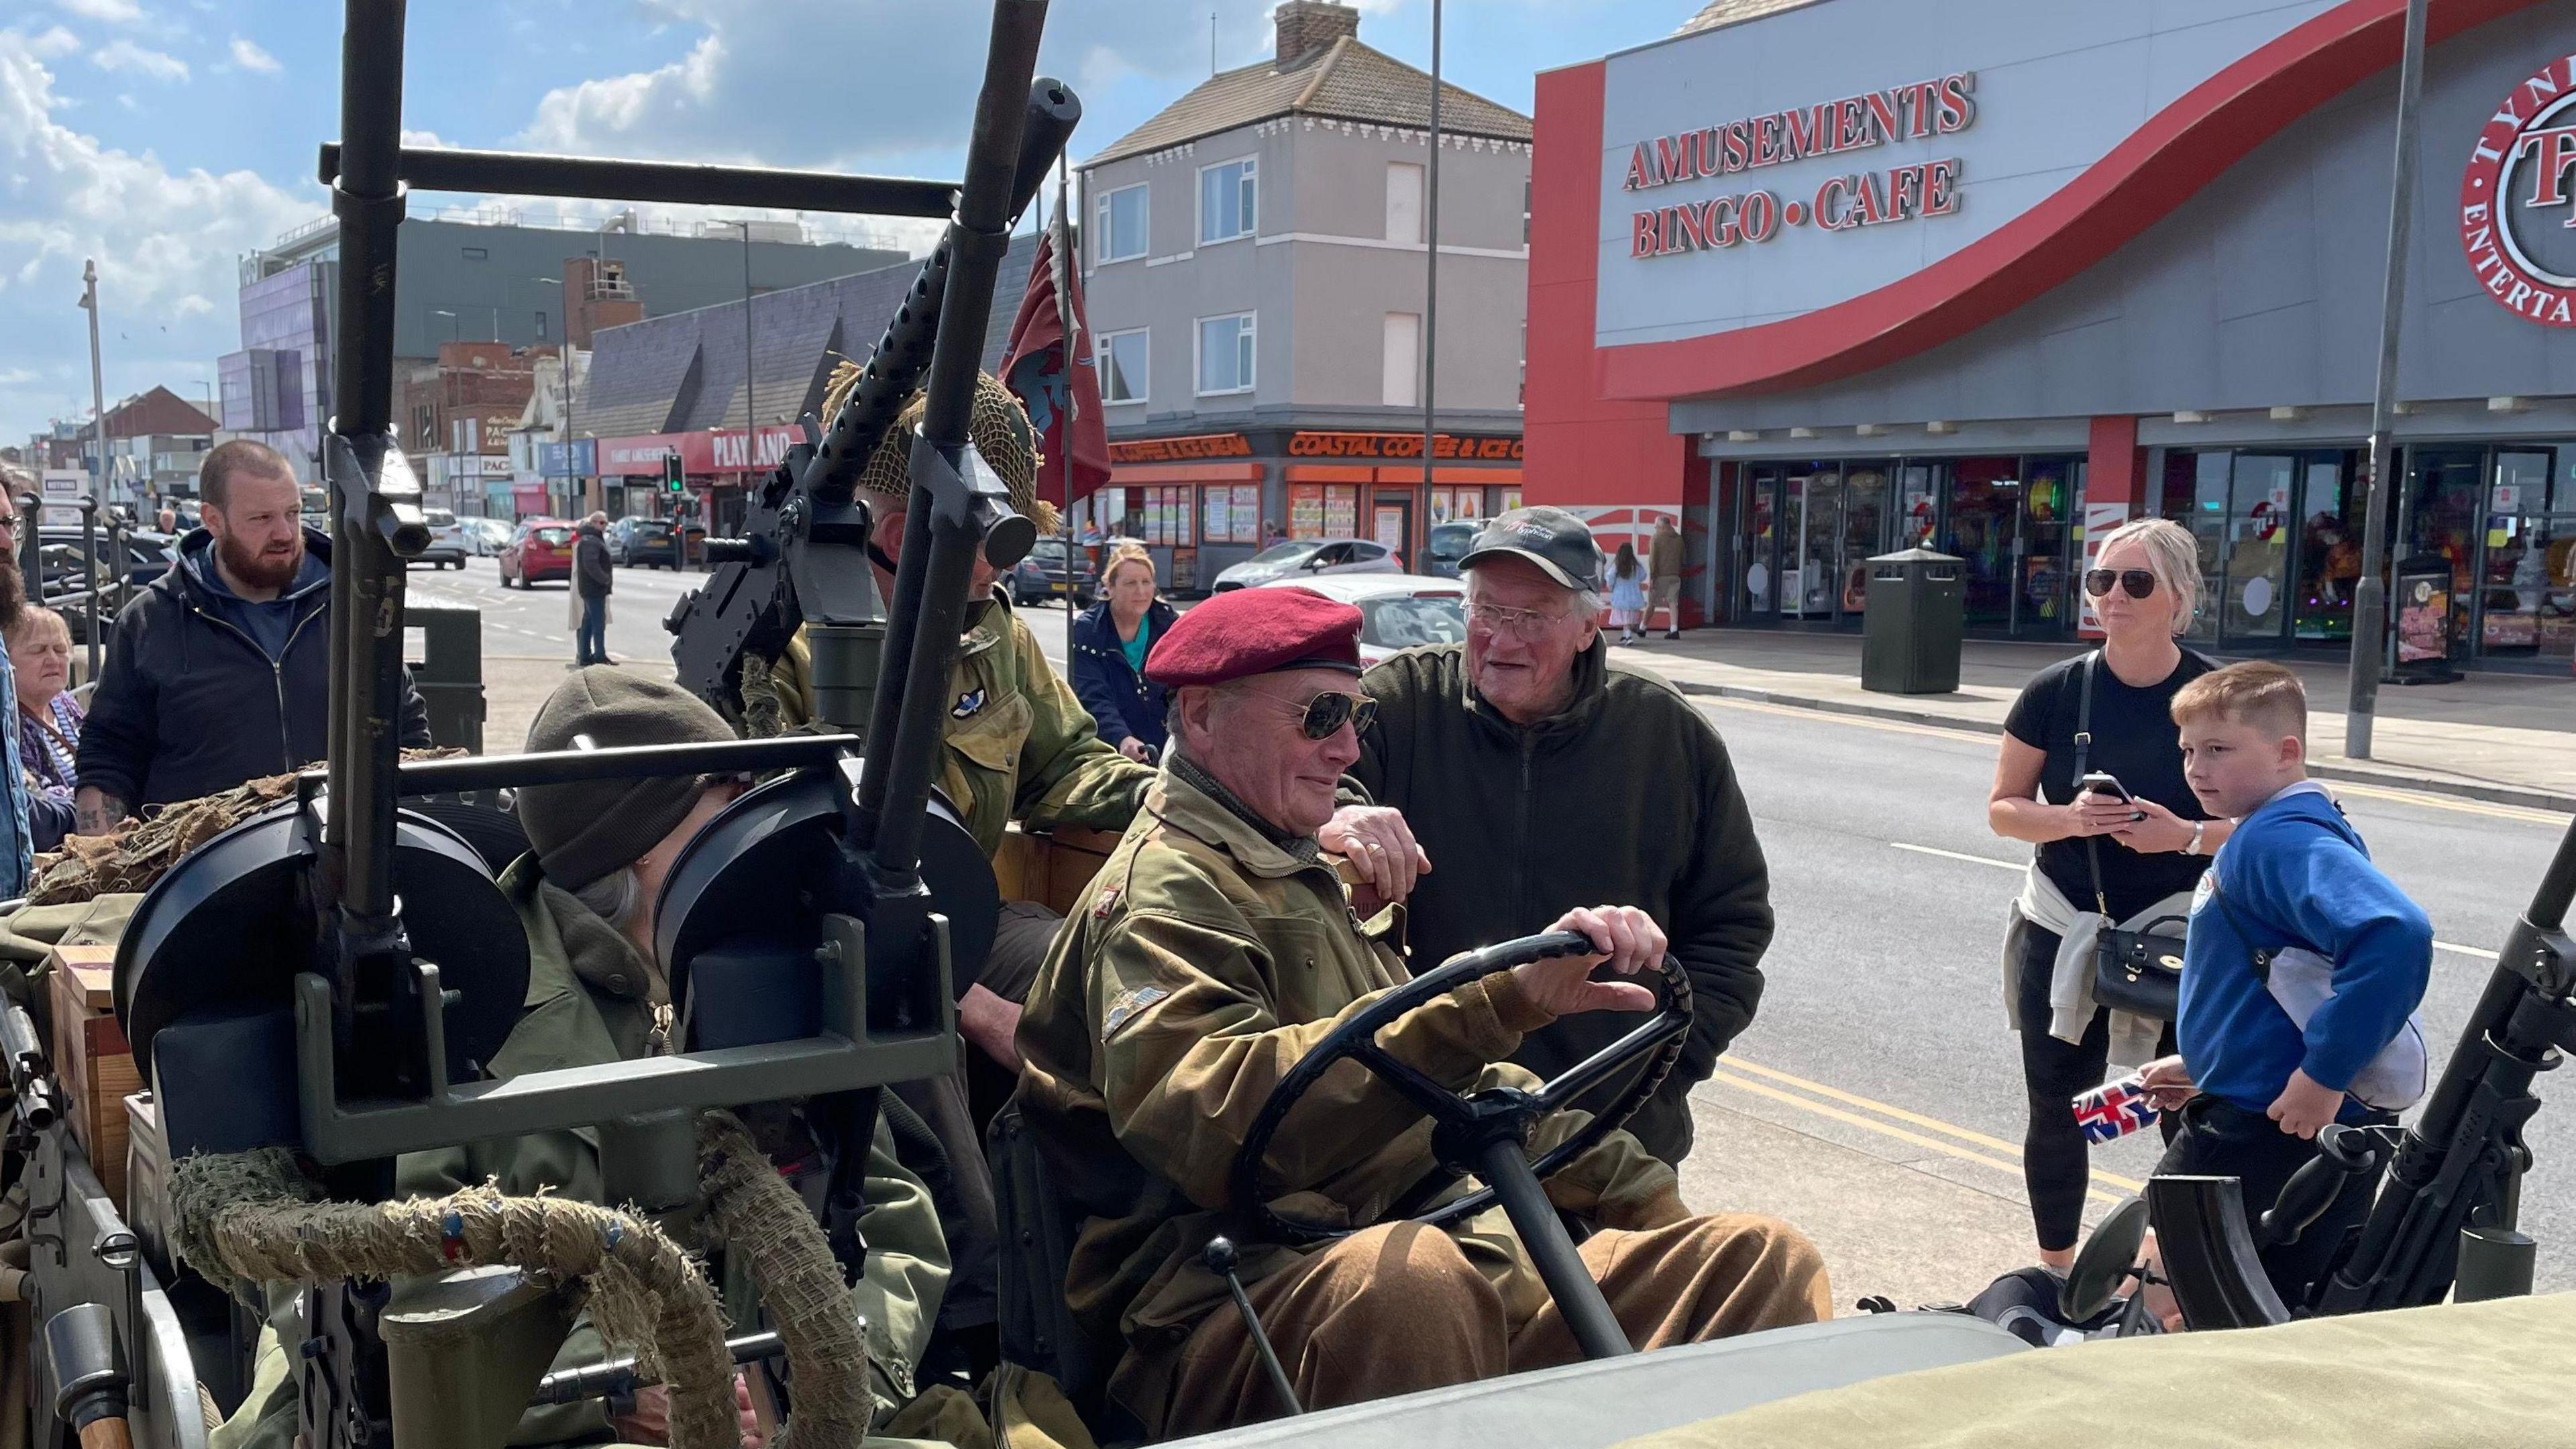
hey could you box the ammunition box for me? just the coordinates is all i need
[47,945,140,1203]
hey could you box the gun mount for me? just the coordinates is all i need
[35,5,1080,1449]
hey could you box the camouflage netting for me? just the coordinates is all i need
[25,749,464,906]
[698,1110,871,1449]
[819,362,1059,535]
[170,1148,739,1449]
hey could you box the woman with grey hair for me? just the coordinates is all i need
[1987,517,2233,1271]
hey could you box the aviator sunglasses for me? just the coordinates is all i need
[1262,690,1379,740]
[2083,568,2159,600]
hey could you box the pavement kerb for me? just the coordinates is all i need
[1674,680,2576,818]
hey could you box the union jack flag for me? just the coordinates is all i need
[2072,1079,2159,1145]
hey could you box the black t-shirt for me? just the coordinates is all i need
[2002,649,2219,922]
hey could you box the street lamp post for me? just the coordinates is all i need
[2345,0,2430,761]
[77,260,107,513]
[1419,0,1442,556]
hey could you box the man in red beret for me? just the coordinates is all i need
[1014,587,1829,1438]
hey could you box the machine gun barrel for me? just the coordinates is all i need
[1,1002,59,1131]
[801,77,1079,505]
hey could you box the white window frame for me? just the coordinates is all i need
[1194,311,1257,397]
[1096,327,1149,405]
[1197,157,1258,246]
[1095,182,1149,264]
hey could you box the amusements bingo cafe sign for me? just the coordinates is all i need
[1622,71,1976,258]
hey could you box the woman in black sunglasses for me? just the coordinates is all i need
[1985,517,2234,1272]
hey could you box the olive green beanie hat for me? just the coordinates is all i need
[516,666,737,889]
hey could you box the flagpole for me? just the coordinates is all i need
[1052,154,1079,664]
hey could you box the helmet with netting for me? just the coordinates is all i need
[820,361,1058,533]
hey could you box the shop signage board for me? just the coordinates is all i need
[1110,434,1253,463]
[2460,52,2576,327]
[1592,0,2349,351]
[1286,431,1524,461]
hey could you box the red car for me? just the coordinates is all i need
[499,519,576,588]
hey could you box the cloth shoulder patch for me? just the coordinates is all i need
[1092,882,1123,920]
[951,688,987,719]
[1102,984,1169,1042]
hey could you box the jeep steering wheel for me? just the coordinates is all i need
[1227,930,1693,1360]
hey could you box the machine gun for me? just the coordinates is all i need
[19,4,1075,1449]
[2148,811,2576,1328]
[665,86,1080,733]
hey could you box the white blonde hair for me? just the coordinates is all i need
[2093,517,2200,635]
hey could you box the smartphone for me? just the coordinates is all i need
[2077,771,2133,802]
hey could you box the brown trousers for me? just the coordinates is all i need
[1152,1214,1831,1438]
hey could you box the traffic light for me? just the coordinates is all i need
[663,454,684,492]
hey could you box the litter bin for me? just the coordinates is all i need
[405,598,486,753]
[1861,547,1966,695]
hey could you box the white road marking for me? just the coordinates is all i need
[1890,841,2021,871]
[2436,941,2500,961]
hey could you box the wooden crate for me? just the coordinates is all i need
[47,945,138,1204]
[991,825,1122,917]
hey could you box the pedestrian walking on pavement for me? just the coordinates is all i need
[1607,541,1648,645]
[1648,517,1685,638]
[573,511,614,667]
[1986,516,2229,1272]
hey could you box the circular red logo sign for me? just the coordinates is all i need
[2461,58,2576,327]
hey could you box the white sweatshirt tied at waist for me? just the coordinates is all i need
[2006,865,2196,1070]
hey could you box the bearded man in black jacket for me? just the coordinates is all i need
[1328,507,1772,1166]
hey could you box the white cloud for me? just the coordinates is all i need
[26,27,79,59]
[52,0,140,25]
[227,37,279,74]
[90,38,186,83]
[0,28,317,444]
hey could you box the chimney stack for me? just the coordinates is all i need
[1275,1,1359,67]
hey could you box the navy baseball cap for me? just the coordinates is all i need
[1458,506,1602,592]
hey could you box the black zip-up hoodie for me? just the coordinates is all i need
[76,528,432,809]
[1348,638,1774,1165]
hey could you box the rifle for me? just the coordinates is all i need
[2151,812,2576,1328]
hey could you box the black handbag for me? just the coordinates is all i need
[2073,652,2184,1020]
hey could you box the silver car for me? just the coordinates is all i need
[1259,574,1466,665]
[413,508,468,570]
[1212,537,1403,592]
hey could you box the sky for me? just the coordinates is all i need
[0,0,1692,454]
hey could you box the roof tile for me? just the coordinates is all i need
[1088,37,1527,167]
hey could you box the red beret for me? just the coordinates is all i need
[1145,586,1363,687]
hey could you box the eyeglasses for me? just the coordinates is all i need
[1250,688,1377,741]
[1466,599,1572,639]
[2083,568,2159,600]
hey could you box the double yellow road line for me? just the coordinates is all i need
[1708,1055,2143,1208]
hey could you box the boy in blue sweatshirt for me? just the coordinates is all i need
[2135,661,2431,1307]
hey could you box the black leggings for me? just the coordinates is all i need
[2011,919,2176,1253]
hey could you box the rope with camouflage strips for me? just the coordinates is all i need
[697,1109,872,1449]
[170,1148,740,1449]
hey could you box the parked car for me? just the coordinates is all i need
[412,508,468,569]
[38,527,173,588]
[1211,537,1403,592]
[464,517,513,556]
[498,519,576,588]
[1008,537,1097,607]
[1424,520,1478,578]
[1261,573,1466,665]
[607,516,683,570]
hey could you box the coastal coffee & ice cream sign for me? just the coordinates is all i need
[1623,71,1976,258]
[2463,54,2576,327]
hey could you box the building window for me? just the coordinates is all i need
[462,246,488,261]
[1198,158,1257,245]
[1386,162,1424,244]
[535,312,548,340]
[1097,328,1148,405]
[1196,313,1256,395]
[1097,183,1149,263]
[1382,313,1419,408]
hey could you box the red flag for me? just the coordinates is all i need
[1000,231,1110,508]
